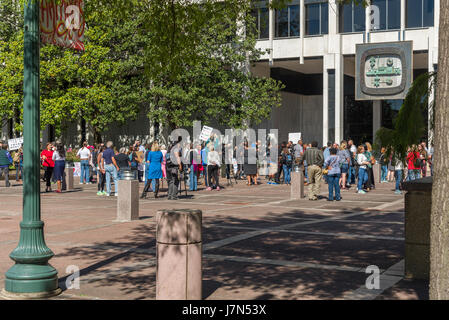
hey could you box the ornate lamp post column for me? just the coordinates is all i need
[2,0,60,298]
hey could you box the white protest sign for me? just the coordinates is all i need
[8,137,23,151]
[199,126,213,142]
[288,132,302,143]
[73,162,81,177]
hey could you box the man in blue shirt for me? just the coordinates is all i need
[101,141,119,196]
[0,142,13,187]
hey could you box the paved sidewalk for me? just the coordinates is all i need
[0,177,428,300]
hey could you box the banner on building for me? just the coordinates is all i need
[40,0,86,51]
[8,137,23,151]
[356,41,413,100]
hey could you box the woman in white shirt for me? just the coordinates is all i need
[52,143,66,193]
[77,141,91,184]
[356,145,370,194]
[207,145,221,191]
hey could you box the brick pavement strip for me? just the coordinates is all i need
[0,178,422,300]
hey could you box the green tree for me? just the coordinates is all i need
[146,1,284,132]
[374,72,436,163]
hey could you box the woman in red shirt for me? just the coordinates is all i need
[406,145,421,181]
[41,142,55,192]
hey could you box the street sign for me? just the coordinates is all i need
[8,137,23,151]
[40,0,86,51]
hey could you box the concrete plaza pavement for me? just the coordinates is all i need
[0,176,428,300]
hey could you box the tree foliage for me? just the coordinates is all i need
[375,72,436,162]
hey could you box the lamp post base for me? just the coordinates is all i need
[0,288,62,300]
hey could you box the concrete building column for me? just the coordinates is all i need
[323,62,329,147]
[335,53,344,144]
[373,100,382,142]
[300,0,305,64]
[269,0,274,65]
[400,0,406,40]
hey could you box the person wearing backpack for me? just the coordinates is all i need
[406,145,421,181]
[281,146,293,185]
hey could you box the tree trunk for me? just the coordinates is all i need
[430,1,449,300]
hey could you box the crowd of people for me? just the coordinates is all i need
[276,139,434,201]
[0,138,435,203]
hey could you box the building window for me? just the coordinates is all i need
[339,2,366,33]
[370,0,401,31]
[305,1,328,35]
[275,4,300,38]
[251,4,270,39]
[406,0,434,28]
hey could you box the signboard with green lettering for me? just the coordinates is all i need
[356,41,413,100]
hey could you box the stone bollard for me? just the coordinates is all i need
[402,177,432,280]
[291,168,305,199]
[156,209,202,300]
[64,167,74,191]
[116,170,139,221]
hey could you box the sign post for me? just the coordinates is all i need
[3,0,61,298]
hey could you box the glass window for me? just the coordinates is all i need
[354,3,366,32]
[306,4,320,35]
[371,0,400,31]
[340,4,353,33]
[275,5,301,38]
[321,2,329,34]
[371,0,386,30]
[290,5,300,37]
[388,0,401,29]
[406,0,434,28]
[249,7,269,39]
[275,7,289,37]
[306,2,328,35]
[406,0,422,28]
[423,0,434,27]
[339,2,365,33]
[260,7,269,38]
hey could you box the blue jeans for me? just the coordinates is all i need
[80,160,90,183]
[348,166,356,184]
[189,165,198,191]
[395,170,402,191]
[15,162,22,180]
[105,164,118,195]
[283,165,291,184]
[357,168,368,191]
[381,165,388,182]
[407,169,420,181]
[304,164,309,182]
[203,165,208,187]
[327,174,341,201]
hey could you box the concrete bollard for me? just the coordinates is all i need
[116,179,140,221]
[291,170,305,199]
[156,209,202,300]
[64,167,74,191]
[402,177,432,280]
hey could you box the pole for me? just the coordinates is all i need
[3,0,60,298]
